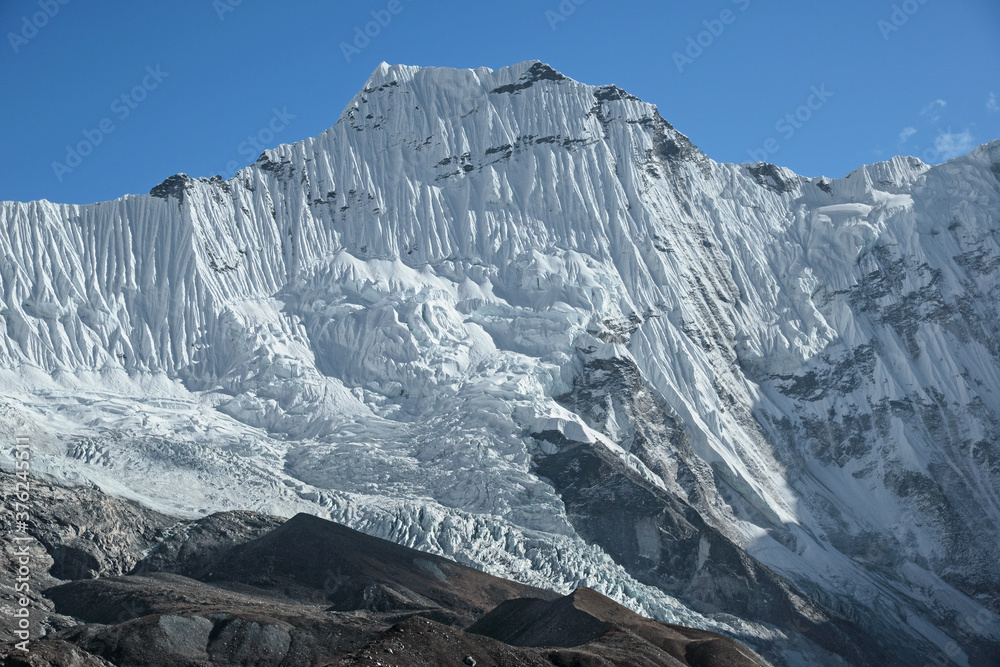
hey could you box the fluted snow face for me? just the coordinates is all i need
[2,61,999,662]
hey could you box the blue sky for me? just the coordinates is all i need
[2,0,998,204]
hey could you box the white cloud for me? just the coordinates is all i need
[920,99,947,122]
[898,127,917,144]
[989,92,999,113]
[934,128,975,160]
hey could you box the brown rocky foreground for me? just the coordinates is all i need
[0,472,768,666]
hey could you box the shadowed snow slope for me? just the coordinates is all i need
[2,61,999,666]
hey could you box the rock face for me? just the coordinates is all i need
[1,60,999,665]
[0,472,765,666]
[532,428,884,665]
[469,587,768,666]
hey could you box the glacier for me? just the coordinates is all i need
[2,60,999,665]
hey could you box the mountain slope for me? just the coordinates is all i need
[0,471,767,667]
[1,61,998,665]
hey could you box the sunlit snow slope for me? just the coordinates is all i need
[2,61,999,666]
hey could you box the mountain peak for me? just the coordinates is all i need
[360,61,417,89]
[4,60,1000,667]
[356,59,572,95]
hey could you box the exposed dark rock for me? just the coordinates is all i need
[542,355,905,666]
[0,639,114,666]
[489,62,567,95]
[469,592,613,649]
[644,112,710,178]
[470,588,768,666]
[193,512,554,626]
[256,153,293,177]
[149,174,190,200]
[772,344,876,403]
[746,164,797,194]
[594,85,639,102]
[135,510,283,579]
[2,473,766,665]
[342,615,552,667]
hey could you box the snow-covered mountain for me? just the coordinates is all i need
[2,60,999,665]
